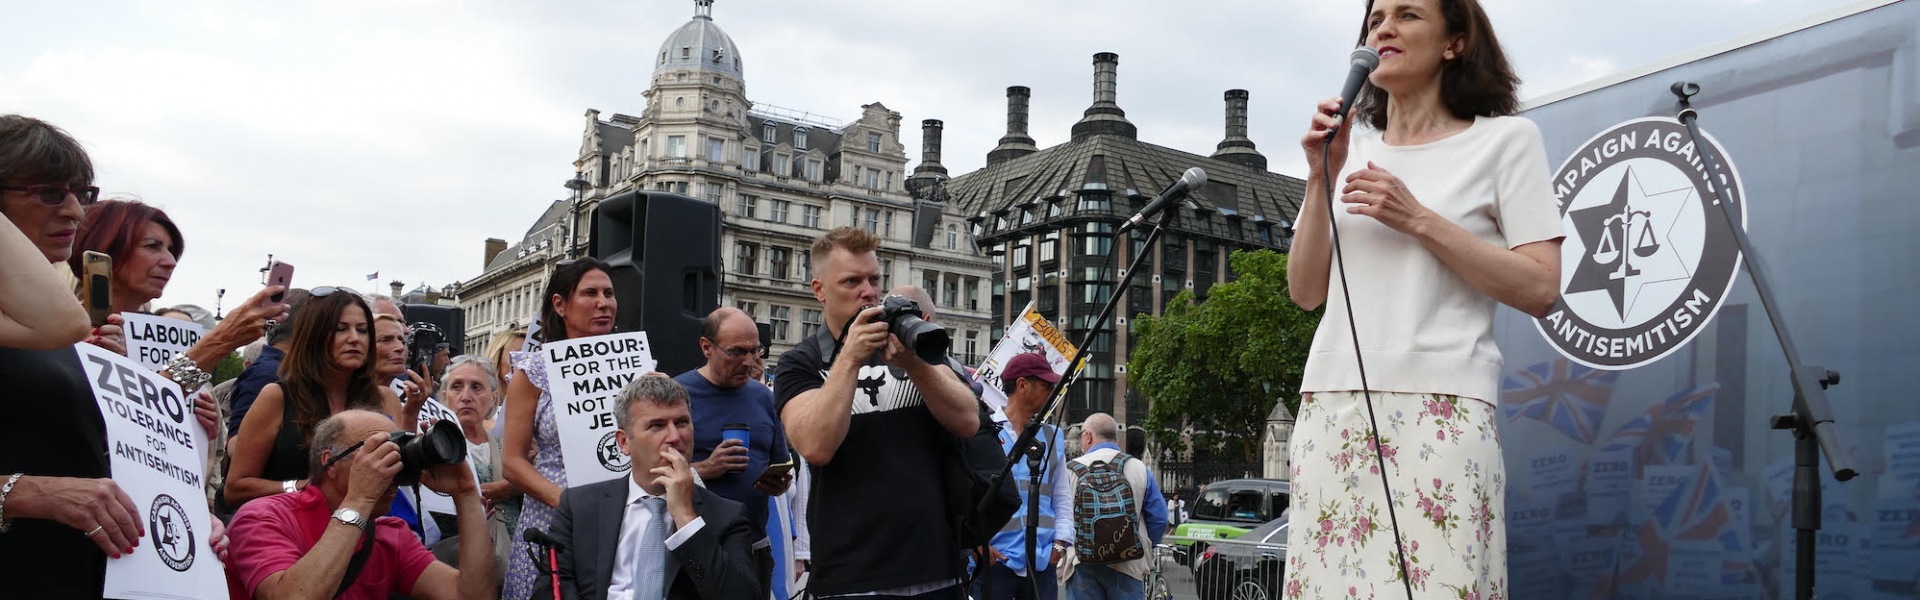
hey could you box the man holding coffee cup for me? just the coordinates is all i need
[675,307,793,592]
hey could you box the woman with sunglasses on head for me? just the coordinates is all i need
[224,288,410,507]
[0,115,168,598]
[501,258,617,600]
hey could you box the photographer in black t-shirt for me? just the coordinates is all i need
[774,227,979,599]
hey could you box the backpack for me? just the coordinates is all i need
[1067,453,1147,564]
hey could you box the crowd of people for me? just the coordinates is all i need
[0,0,1559,596]
[0,114,1171,600]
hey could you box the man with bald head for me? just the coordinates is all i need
[1060,413,1168,600]
[677,307,793,588]
[226,410,496,600]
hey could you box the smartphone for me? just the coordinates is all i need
[266,261,294,302]
[761,458,796,479]
[81,251,112,327]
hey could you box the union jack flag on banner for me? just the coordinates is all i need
[1500,359,1620,444]
[1600,383,1718,471]
[1619,462,1755,592]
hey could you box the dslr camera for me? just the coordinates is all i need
[871,295,950,364]
[388,419,466,485]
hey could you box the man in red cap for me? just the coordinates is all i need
[975,352,1073,600]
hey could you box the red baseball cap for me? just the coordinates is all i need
[1000,352,1062,385]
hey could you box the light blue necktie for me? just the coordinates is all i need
[635,497,667,600]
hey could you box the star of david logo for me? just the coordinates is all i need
[1566,166,1694,321]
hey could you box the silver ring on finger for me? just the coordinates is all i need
[86,525,104,536]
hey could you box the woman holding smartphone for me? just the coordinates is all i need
[223,288,409,506]
[501,258,618,600]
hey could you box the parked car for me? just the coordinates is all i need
[1171,478,1290,565]
[1193,514,1287,600]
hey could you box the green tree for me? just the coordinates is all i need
[1129,249,1320,461]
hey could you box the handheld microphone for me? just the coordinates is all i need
[1327,46,1381,140]
[523,527,567,550]
[1118,167,1207,234]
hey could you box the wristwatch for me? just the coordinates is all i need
[332,507,369,530]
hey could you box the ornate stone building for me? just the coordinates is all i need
[942,53,1307,429]
[454,0,995,368]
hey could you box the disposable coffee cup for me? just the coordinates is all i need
[722,423,751,448]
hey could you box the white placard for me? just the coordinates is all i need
[523,308,544,355]
[1586,449,1632,525]
[1527,448,1580,498]
[79,343,223,600]
[121,312,207,372]
[541,332,657,487]
[973,301,1081,416]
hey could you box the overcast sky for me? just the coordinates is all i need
[0,0,1871,315]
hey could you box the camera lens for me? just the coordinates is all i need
[392,420,467,484]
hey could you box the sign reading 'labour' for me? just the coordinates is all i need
[541,331,657,487]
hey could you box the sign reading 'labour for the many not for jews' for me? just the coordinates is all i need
[121,312,206,372]
[77,343,224,600]
[542,331,657,487]
[974,301,1082,416]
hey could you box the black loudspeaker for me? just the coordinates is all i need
[401,304,466,358]
[591,191,722,376]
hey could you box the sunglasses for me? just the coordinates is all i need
[716,344,763,359]
[1,184,100,207]
[311,286,361,298]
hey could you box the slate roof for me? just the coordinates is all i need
[481,199,571,273]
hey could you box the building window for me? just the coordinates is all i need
[866,169,880,189]
[806,160,822,182]
[852,165,862,184]
[967,280,980,311]
[769,246,791,280]
[776,154,791,177]
[674,181,688,195]
[706,183,723,203]
[1040,231,1060,264]
[735,242,758,276]
[762,123,777,143]
[1012,244,1030,270]
[883,211,894,238]
[736,194,757,218]
[641,138,650,159]
[736,300,758,319]
[882,259,893,290]
[668,136,686,158]
[947,224,958,249]
[868,133,882,152]
[770,200,791,223]
[884,171,893,191]
[864,209,880,234]
[794,127,809,150]
[707,137,725,162]
[965,330,979,358]
[802,205,822,228]
[770,306,791,342]
[681,46,691,59]
[943,279,958,308]
[744,146,758,171]
[799,250,812,280]
[801,309,822,339]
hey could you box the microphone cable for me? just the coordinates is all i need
[1319,131,1417,600]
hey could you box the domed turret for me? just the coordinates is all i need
[654,0,743,79]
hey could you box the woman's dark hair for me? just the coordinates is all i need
[277,291,385,445]
[0,115,93,187]
[1352,0,1520,131]
[537,258,614,344]
[66,198,185,280]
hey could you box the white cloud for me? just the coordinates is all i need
[0,0,1864,314]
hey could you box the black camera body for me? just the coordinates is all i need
[406,322,448,377]
[388,419,466,485]
[872,295,950,364]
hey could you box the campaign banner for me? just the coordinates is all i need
[78,343,223,600]
[1869,495,1920,586]
[1507,495,1556,544]
[973,301,1081,415]
[121,312,206,372]
[1883,421,1920,492]
[541,332,657,487]
[523,308,544,355]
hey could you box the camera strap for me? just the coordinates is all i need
[334,525,376,599]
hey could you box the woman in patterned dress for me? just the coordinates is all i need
[500,258,618,599]
[1285,0,1565,598]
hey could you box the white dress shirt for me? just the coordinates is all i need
[606,477,707,600]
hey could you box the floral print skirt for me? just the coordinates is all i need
[1283,391,1508,600]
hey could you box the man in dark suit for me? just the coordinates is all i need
[535,375,759,600]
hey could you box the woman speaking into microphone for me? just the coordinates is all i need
[1285,0,1563,597]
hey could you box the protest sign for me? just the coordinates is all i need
[121,312,206,372]
[1526,448,1579,498]
[541,331,657,487]
[974,301,1081,415]
[1586,449,1632,525]
[78,343,223,600]
[523,308,544,354]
